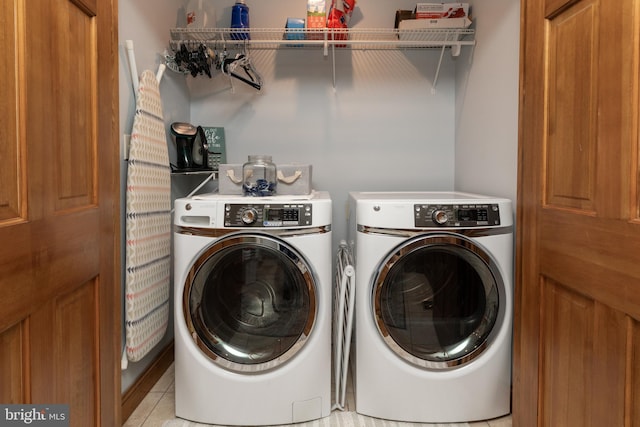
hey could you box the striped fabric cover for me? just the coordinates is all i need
[125,70,171,362]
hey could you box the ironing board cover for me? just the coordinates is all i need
[125,70,171,362]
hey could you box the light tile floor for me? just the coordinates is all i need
[123,363,512,427]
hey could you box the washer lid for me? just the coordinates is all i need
[372,233,505,369]
[183,233,317,372]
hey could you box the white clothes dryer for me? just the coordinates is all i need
[173,191,332,426]
[348,191,513,423]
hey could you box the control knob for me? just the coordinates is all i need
[241,207,258,225]
[432,209,449,225]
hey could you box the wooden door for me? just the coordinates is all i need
[515,0,640,425]
[0,0,120,426]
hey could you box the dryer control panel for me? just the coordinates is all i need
[414,203,501,227]
[225,203,312,227]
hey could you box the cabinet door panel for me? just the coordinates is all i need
[0,0,120,425]
[30,281,98,425]
[0,323,25,403]
[545,0,597,211]
[0,0,23,222]
[516,0,640,425]
[541,281,628,427]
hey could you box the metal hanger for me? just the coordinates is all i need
[221,42,262,91]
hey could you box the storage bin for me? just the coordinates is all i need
[218,164,243,195]
[277,164,312,195]
[219,163,312,195]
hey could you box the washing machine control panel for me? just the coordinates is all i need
[225,203,313,227]
[414,203,501,227]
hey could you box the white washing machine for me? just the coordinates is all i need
[348,191,513,423]
[173,191,332,426]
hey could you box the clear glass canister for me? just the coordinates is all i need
[242,155,277,196]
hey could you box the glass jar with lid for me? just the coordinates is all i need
[242,155,277,196]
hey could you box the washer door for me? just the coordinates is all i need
[372,233,505,369]
[184,233,317,372]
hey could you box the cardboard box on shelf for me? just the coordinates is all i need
[307,0,326,40]
[398,16,472,30]
[395,10,415,29]
[284,17,305,47]
[415,3,469,19]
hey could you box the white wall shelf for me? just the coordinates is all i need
[169,27,475,88]
[169,27,475,54]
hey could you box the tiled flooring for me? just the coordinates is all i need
[123,363,512,427]
[123,363,176,427]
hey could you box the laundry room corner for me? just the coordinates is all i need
[454,0,520,206]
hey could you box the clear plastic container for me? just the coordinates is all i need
[186,0,217,28]
[243,155,277,196]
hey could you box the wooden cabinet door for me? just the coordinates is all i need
[0,0,120,425]
[515,0,640,425]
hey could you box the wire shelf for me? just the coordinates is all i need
[169,27,475,52]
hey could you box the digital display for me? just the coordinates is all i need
[266,209,283,221]
[266,208,299,222]
[457,209,488,222]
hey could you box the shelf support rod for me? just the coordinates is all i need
[331,43,337,88]
[323,30,329,57]
[432,45,446,92]
[185,173,215,198]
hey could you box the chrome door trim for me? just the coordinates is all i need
[183,233,317,372]
[358,224,513,238]
[175,224,331,239]
[371,232,506,370]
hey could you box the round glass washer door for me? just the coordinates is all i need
[183,233,317,373]
[372,233,505,370]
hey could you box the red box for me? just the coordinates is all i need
[415,3,468,19]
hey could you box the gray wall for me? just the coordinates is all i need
[455,0,520,204]
[189,0,459,251]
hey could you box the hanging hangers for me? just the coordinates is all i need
[170,42,214,77]
[221,41,262,91]
[165,39,262,91]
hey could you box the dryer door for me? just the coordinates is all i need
[183,233,317,372]
[372,233,505,369]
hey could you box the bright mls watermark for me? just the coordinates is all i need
[0,405,69,426]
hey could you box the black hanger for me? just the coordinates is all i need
[222,54,262,91]
[174,43,212,78]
